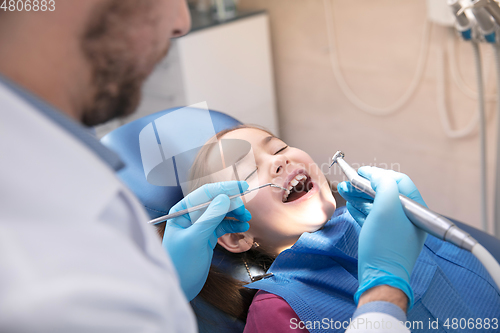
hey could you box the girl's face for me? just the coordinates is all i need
[215,128,336,255]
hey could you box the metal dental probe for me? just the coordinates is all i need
[329,151,478,252]
[148,183,287,226]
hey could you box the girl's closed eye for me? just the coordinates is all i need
[243,145,287,181]
[245,145,288,180]
[274,145,288,155]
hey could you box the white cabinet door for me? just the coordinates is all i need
[177,13,279,135]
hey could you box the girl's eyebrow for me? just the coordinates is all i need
[262,135,278,145]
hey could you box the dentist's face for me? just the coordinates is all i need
[80,0,191,126]
[219,128,336,255]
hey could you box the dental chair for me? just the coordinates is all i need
[101,107,500,332]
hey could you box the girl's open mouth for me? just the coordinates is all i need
[282,172,314,203]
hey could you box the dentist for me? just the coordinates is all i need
[0,1,418,332]
[0,1,249,332]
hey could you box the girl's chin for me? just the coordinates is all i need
[306,211,334,231]
[317,205,336,228]
[293,198,336,221]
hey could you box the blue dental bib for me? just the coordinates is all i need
[247,207,500,333]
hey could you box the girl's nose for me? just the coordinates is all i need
[273,156,290,176]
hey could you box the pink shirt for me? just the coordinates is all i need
[244,290,310,333]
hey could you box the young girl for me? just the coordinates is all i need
[164,125,500,333]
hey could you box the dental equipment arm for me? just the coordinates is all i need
[449,0,474,39]
[458,0,500,28]
[332,151,500,291]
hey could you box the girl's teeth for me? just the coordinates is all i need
[283,189,291,201]
[282,173,308,202]
[288,174,306,189]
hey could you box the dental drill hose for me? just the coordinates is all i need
[331,151,500,290]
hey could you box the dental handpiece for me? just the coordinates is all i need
[148,183,286,226]
[330,151,478,252]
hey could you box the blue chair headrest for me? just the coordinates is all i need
[101,107,241,219]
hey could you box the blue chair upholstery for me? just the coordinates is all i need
[101,107,241,219]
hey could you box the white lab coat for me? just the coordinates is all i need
[0,82,197,332]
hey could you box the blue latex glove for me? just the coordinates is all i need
[338,167,427,309]
[163,181,252,301]
[337,166,428,226]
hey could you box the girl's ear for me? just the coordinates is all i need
[217,232,253,253]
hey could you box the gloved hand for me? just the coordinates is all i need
[163,181,252,301]
[337,166,428,226]
[338,167,427,310]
